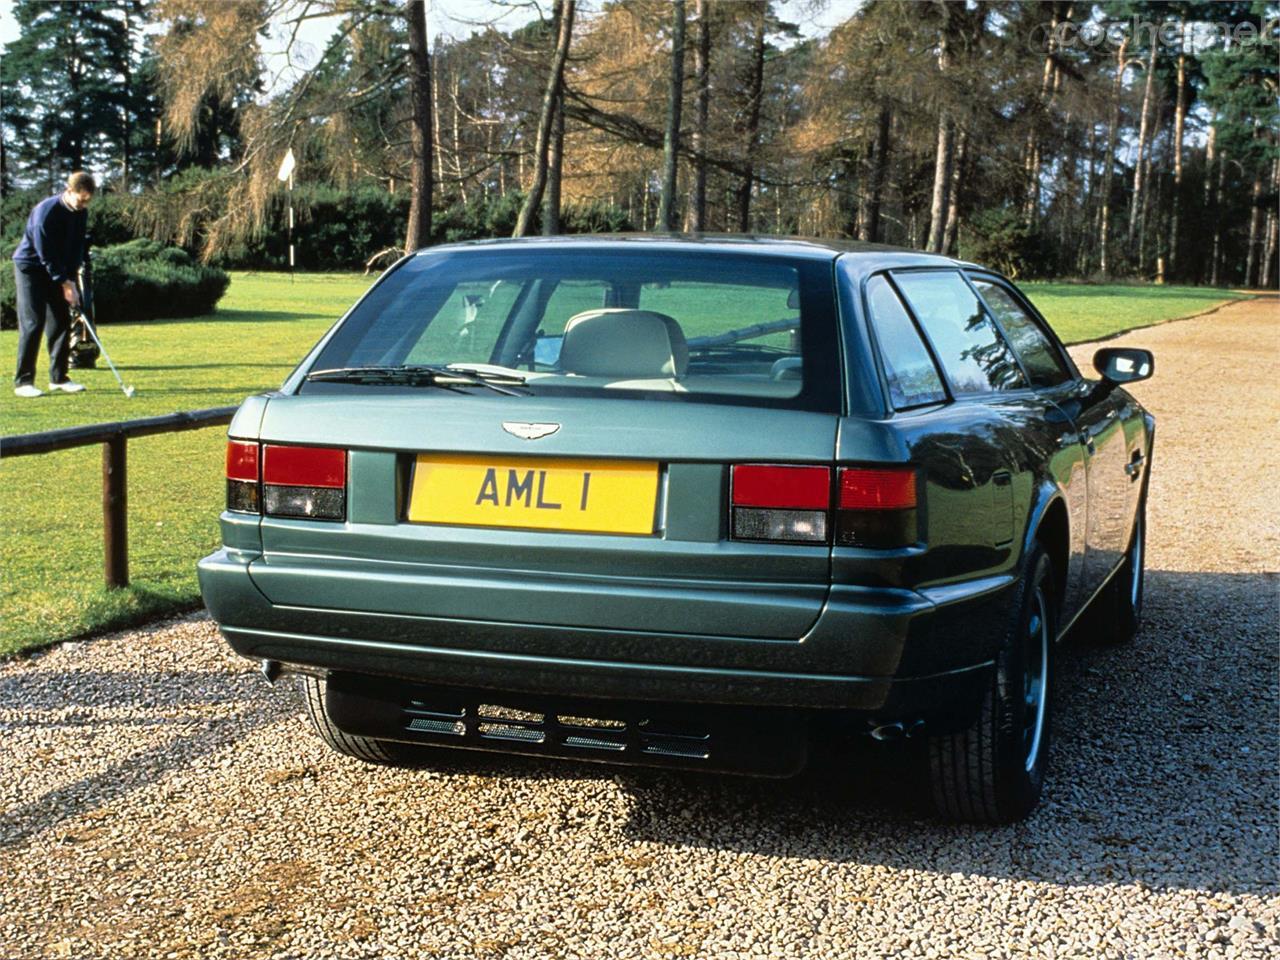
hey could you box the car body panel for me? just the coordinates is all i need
[199,235,1153,765]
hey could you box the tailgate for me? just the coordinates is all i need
[247,393,839,640]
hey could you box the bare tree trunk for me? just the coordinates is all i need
[942,127,967,256]
[543,92,564,234]
[452,70,468,204]
[1203,123,1216,207]
[1262,204,1277,289]
[432,54,444,190]
[1099,37,1127,278]
[1169,46,1187,282]
[1078,119,1096,273]
[515,0,575,237]
[656,0,686,232]
[926,115,953,253]
[543,3,566,236]
[1025,4,1066,226]
[733,4,766,232]
[1245,172,1263,287]
[1137,95,1165,275]
[120,2,132,188]
[1211,147,1226,286]
[926,10,953,254]
[689,0,711,232]
[404,0,433,253]
[1128,39,1157,251]
[859,105,891,243]
[1266,158,1280,287]
[1200,121,1216,282]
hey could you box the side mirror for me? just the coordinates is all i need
[1093,347,1154,384]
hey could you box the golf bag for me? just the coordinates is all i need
[69,242,100,370]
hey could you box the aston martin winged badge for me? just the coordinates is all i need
[502,421,561,440]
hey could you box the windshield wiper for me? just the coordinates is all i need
[305,364,527,396]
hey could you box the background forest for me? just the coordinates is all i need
[2,0,1277,286]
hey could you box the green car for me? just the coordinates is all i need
[198,236,1154,823]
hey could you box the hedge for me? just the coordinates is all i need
[1,238,230,329]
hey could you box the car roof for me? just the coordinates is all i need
[414,233,977,271]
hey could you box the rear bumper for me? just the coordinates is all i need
[198,548,1007,727]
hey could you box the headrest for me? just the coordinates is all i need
[559,308,688,379]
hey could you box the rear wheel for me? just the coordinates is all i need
[299,675,435,766]
[928,543,1055,823]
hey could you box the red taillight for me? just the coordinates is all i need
[263,445,346,488]
[731,464,830,543]
[729,463,919,547]
[731,464,830,509]
[226,440,260,513]
[226,440,259,481]
[837,468,917,510]
[260,445,346,520]
[225,444,348,520]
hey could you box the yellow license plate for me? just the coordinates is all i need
[408,455,659,534]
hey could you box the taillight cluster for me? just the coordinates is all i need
[226,441,347,521]
[730,463,918,548]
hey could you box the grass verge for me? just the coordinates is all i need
[0,274,1246,655]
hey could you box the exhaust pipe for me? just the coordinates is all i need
[869,722,905,741]
[259,659,282,685]
[868,719,928,741]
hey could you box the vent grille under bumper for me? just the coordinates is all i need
[324,674,808,777]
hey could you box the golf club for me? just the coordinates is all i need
[74,283,135,398]
[80,322,135,398]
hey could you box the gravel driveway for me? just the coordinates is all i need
[2,296,1276,960]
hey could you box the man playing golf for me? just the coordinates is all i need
[11,171,95,398]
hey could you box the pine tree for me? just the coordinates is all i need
[0,0,137,191]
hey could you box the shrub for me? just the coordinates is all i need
[959,208,1054,279]
[1,238,230,329]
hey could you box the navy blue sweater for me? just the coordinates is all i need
[12,195,88,284]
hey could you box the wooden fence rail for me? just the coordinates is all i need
[1,406,237,588]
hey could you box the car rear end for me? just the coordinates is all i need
[198,239,990,777]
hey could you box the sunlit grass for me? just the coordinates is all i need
[1023,282,1243,344]
[0,272,371,654]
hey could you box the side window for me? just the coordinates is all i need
[865,275,946,408]
[971,279,1071,388]
[893,271,1026,394]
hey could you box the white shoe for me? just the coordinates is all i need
[48,380,86,393]
[14,384,43,398]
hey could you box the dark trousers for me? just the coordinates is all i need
[13,264,71,387]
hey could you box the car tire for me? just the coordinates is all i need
[1096,498,1146,645]
[299,675,435,766]
[927,543,1055,824]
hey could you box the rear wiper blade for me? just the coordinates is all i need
[306,364,527,396]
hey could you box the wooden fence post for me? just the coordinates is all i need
[103,436,128,588]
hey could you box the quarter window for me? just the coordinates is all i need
[893,271,1026,394]
[865,275,946,408]
[971,279,1071,388]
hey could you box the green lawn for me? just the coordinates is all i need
[0,274,1246,656]
[0,272,372,655]
[1021,282,1242,344]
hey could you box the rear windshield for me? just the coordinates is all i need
[304,247,842,411]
